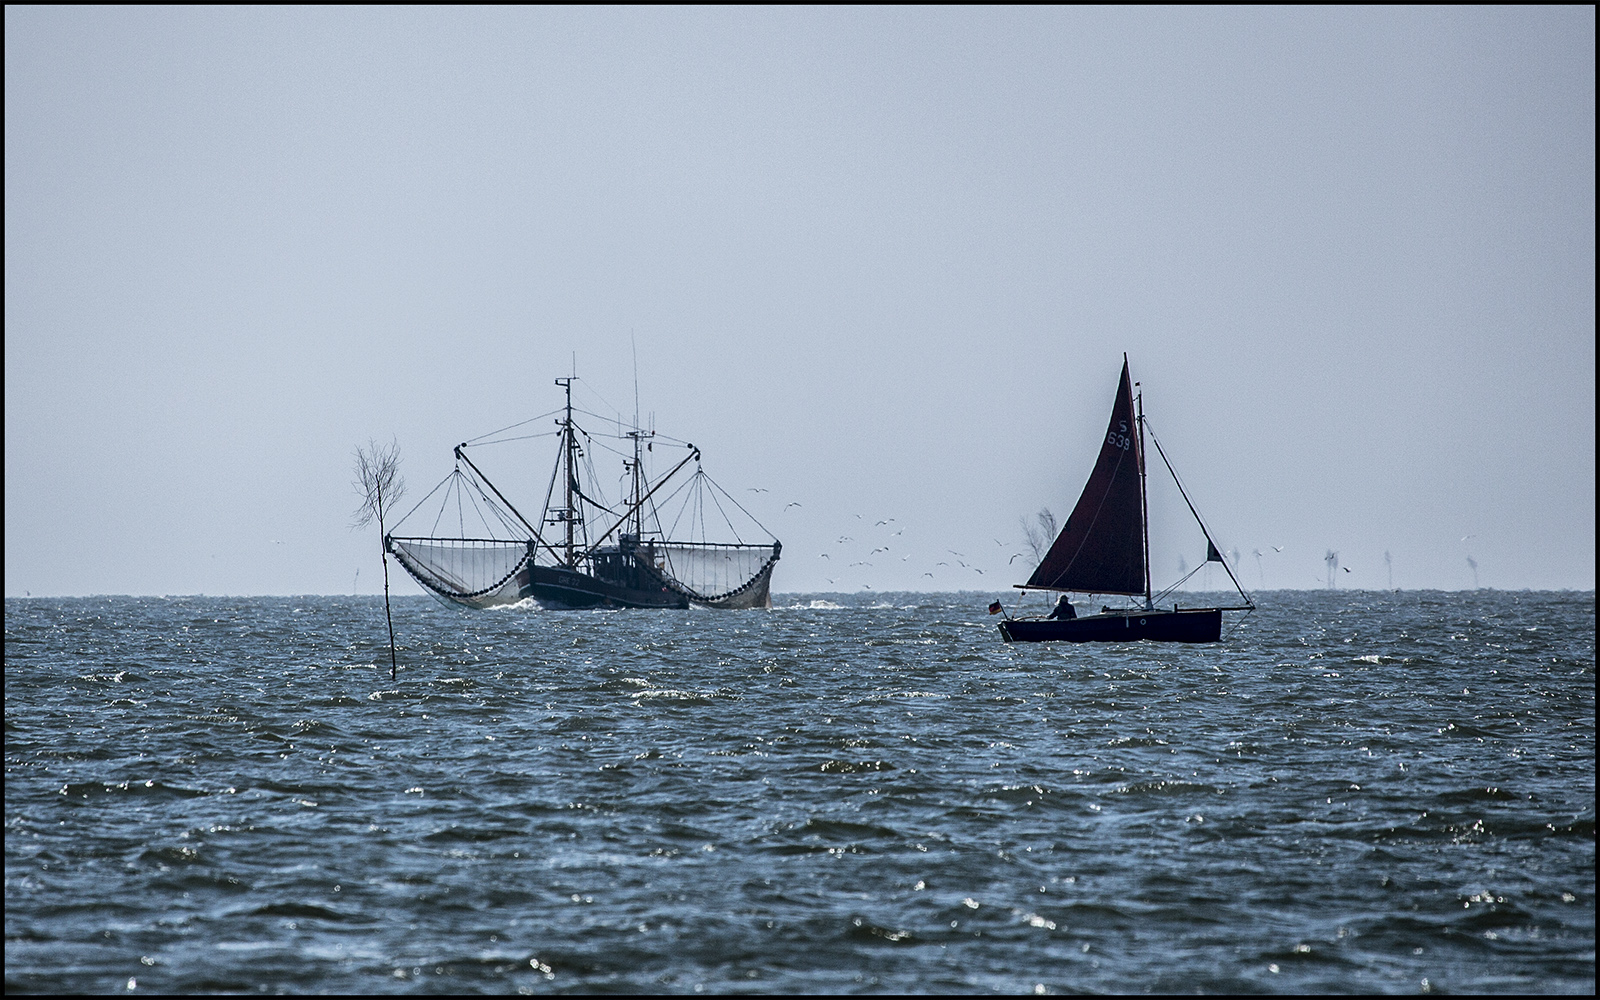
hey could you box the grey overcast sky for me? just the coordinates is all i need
[5,6,1594,597]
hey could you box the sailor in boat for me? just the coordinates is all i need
[1047,595,1077,620]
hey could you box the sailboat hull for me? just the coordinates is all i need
[998,608,1222,644]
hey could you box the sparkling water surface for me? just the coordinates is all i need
[5,590,1594,994]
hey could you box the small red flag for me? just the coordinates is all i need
[988,601,1002,615]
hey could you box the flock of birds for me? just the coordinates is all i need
[750,489,1483,591]
[750,490,1020,589]
[811,517,1015,588]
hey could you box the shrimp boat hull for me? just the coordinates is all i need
[523,563,689,610]
[998,608,1221,644]
[520,540,778,610]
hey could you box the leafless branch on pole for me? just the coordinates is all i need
[352,438,406,530]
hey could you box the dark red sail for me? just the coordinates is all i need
[1024,360,1146,595]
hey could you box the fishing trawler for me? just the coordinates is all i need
[996,357,1252,643]
[387,378,779,610]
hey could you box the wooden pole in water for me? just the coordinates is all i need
[378,481,397,682]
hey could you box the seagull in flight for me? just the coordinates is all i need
[876,519,894,526]
[785,502,802,509]
[819,553,829,559]
[922,572,934,577]
[891,528,904,536]
[1008,553,1025,564]
[948,549,966,557]
[747,488,769,493]
[871,547,888,554]
[1271,545,1283,552]
[837,536,853,543]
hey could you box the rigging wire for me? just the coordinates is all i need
[699,471,776,540]
[461,408,564,445]
[460,406,693,451]
[700,473,744,546]
[653,471,701,540]
[391,470,457,534]
[1142,416,1254,609]
[573,382,628,430]
[1151,562,1207,604]
[467,431,562,447]
[465,471,524,539]
[429,474,454,538]
[455,472,466,539]
[694,474,706,545]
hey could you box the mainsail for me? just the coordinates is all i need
[1024,359,1146,596]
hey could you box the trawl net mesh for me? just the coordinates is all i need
[388,537,531,607]
[655,542,780,607]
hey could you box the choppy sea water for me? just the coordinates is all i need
[5,590,1594,994]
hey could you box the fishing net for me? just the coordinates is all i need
[652,541,781,608]
[388,537,532,608]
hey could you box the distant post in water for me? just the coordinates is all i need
[353,439,406,681]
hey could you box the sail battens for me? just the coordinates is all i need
[1023,360,1146,596]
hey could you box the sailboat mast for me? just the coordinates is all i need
[1136,379,1153,610]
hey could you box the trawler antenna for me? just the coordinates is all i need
[556,376,577,567]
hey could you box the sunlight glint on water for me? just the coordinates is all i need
[4,590,1594,993]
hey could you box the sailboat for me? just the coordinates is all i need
[997,356,1252,643]
[386,377,780,610]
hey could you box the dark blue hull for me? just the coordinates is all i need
[998,608,1222,643]
[521,564,688,610]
